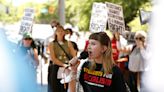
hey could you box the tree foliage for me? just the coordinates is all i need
[0,0,59,24]
[0,0,152,32]
[65,0,151,31]
[35,1,58,24]
[0,0,19,23]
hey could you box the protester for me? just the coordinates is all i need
[47,20,60,92]
[17,32,39,68]
[111,31,120,61]
[112,30,132,92]
[10,31,39,92]
[110,30,129,76]
[128,30,147,92]
[48,24,77,92]
[111,31,128,60]
[0,29,39,92]
[120,30,147,92]
[69,32,126,92]
[65,28,79,53]
[15,32,39,83]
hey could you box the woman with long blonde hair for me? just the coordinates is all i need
[69,32,126,92]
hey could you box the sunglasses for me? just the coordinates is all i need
[51,24,59,28]
[51,26,55,28]
[24,38,32,40]
[135,37,144,41]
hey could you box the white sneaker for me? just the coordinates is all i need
[60,71,77,84]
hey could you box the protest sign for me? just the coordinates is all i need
[19,8,35,35]
[139,9,151,25]
[106,2,125,34]
[89,2,108,32]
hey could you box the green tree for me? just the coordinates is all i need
[36,1,58,24]
[0,0,152,32]
[65,0,151,31]
[0,0,19,24]
[14,1,59,24]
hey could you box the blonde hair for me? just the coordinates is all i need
[89,32,115,74]
[135,30,147,39]
[134,30,147,43]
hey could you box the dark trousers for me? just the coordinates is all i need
[48,62,68,92]
[128,72,139,92]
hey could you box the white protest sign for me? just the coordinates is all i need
[19,8,35,35]
[89,2,108,32]
[106,2,125,34]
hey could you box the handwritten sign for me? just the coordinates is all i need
[106,2,125,34]
[89,2,108,33]
[19,8,35,35]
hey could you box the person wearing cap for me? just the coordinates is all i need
[16,32,39,69]
[14,32,40,89]
[0,28,39,92]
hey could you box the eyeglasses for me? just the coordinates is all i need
[24,38,32,40]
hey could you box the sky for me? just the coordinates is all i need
[6,0,49,6]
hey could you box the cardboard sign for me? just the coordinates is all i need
[19,8,35,35]
[106,2,125,34]
[89,2,108,33]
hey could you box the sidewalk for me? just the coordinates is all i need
[37,57,49,92]
[38,84,48,92]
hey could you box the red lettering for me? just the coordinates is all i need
[90,76,99,83]
[105,79,112,86]
[99,77,106,84]
[84,73,112,86]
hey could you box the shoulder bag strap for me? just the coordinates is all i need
[130,45,137,54]
[56,41,71,60]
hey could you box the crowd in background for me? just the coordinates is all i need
[0,18,148,92]
[42,20,148,92]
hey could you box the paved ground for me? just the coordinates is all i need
[38,84,48,92]
[37,57,49,92]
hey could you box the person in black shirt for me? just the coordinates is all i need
[69,32,126,92]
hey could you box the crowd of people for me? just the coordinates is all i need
[0,19,148,92]
[45,20,148,92]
